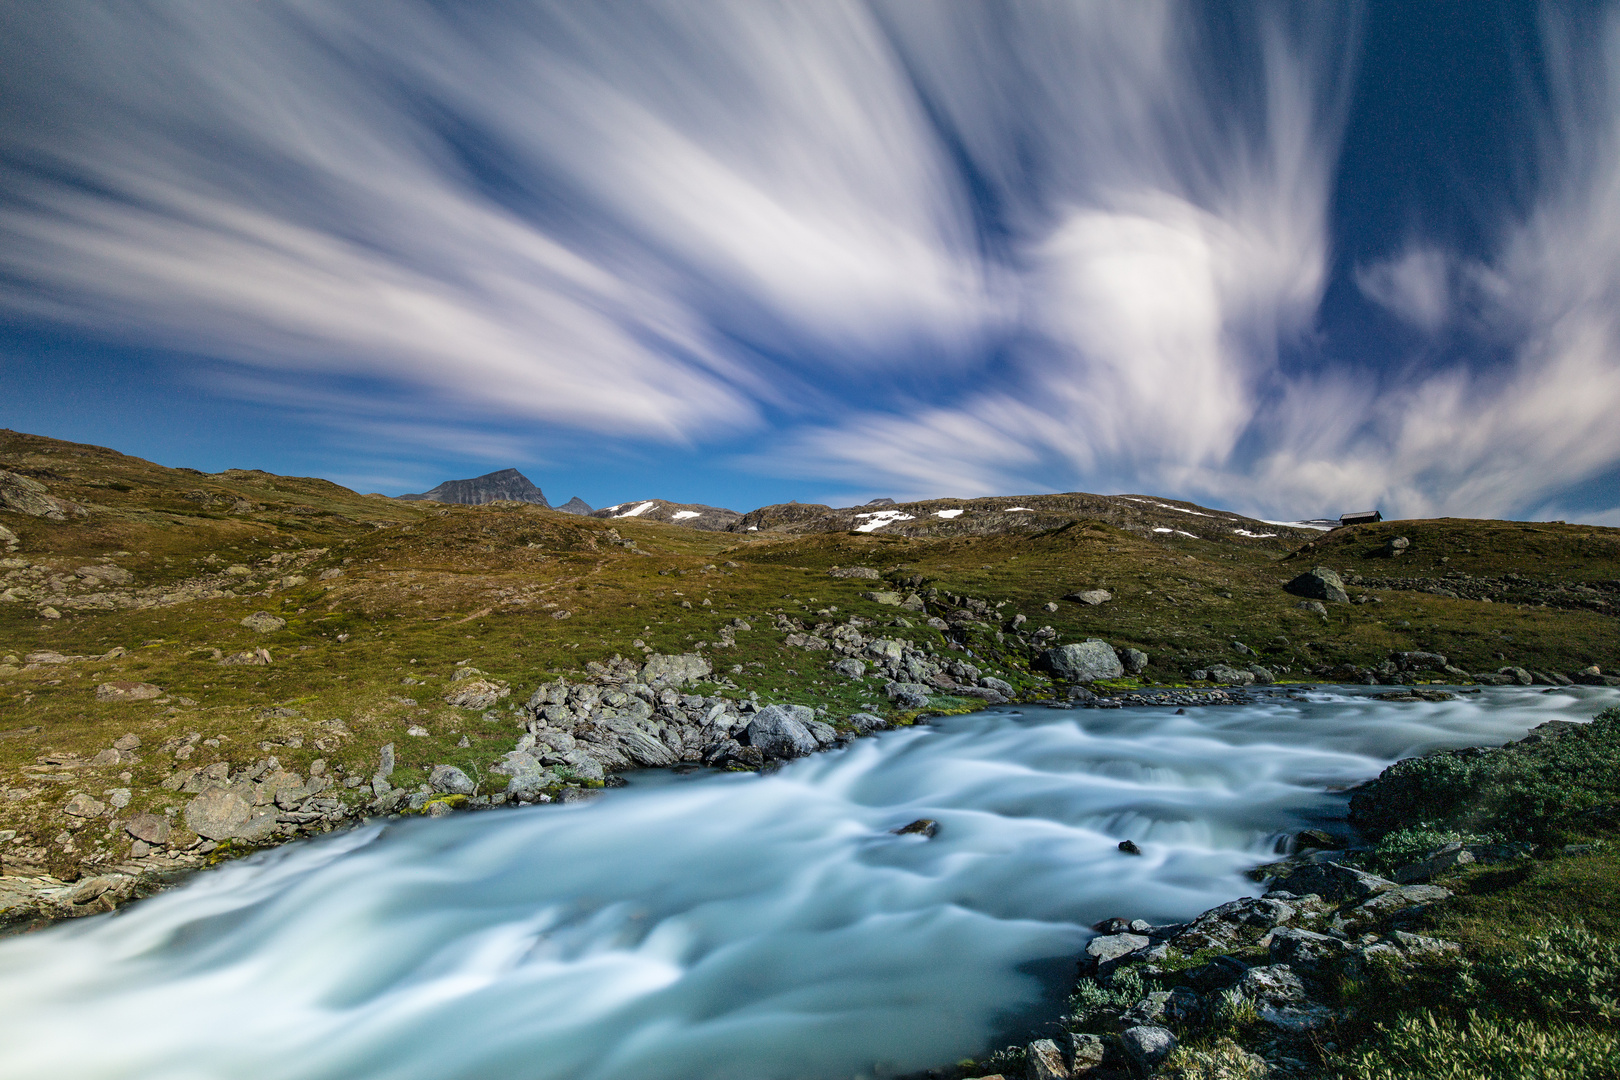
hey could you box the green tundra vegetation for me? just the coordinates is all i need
[3,428,1620,1077]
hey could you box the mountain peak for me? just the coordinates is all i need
[398,468,548,506]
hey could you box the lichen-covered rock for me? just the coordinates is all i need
[1284,566,1350,604]
[240,611,287,633]
[428,765,476,796]
[1120,1025,1177,1071]
[745,705,819,758]
[444,678,510,710]
[95,681,163,702]
[1041,640,1124,682]
[184,788,252,840]
[639,652,711,687]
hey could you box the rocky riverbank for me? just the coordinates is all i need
[941,706,1620,1080]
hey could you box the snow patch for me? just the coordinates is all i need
[1005,507,1034,512]
[1123,497,1212,517]
[1261,519,1334,532]
[1231,528,1278,539]
[614,501,658,518]
[1152,527,1173,533]
[671,510,701,521]
[934,509,964,519]
[852,510,915,533]
[1175,530,1198,538]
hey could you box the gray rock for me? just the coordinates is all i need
[1383,536,1410,556]
[1066,589,1113,606]
[1256,1003,1336,1034]
[832,657,866,679]
[861,590,904,606]
[184,788,253,840]
[240,611,287,633]
[112,733,141,751]
[804,719,838,747]
[744,705,819,758]
[845,712,887,733]
[1499,666,1534,686]
[981,676,1015,696]
[444,678,510,710]
[884,681,932,709]
[1085,932,1149,964]
[125,812,171,845]
[1394,650,1447,671]
[0,469,69,520]
[1066,1032,1107,1073]
[1119,1025,1176,1071]
[613,725,680,767]
[1203,664,1255,686]
[1351,883,1452,920]
[428,765,476,796]
[639,652,711,687]
[1285,566,1350,604]
[828,566,881,579]
[1247,665,1275,685]
[63,793,106,818]
[1268,926,1351,970]
[1237,964,1307,1004]
[374,742,395,785]
[1296,600,1329,616]
[1024,1038,1067,1080]
[560,749,605,783]
[1042,640,1124,682]
[1116,648,1148,675]
[1272,861,1397,901]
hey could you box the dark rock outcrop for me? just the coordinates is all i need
[399,468,548,506]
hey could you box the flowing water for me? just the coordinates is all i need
[2,686,1614,1080]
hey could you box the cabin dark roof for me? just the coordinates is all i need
[1339,509,1383,524]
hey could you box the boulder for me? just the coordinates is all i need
[831,658,866,679]
[1119,1026,1176,1072]
[63,794,106,818]
[744,705,819,758]
[1285,567,1350,604]
[1116,648,1148,675]
[639,652,711,687]
[861,591,904,606]
[428,765,476,796]
[0,469,69,520]
[444,679,509,710]
[1203,664,1254,686]
[1382,536,1410,557]
[1237,964,1307,1004]
[845,712,887,733]
[1041,640,1124,682]
[184,788,254,840]
[1024,1039,1067,1080]
[828,566,881,579]
[240,611,287,633]
[1270,861,1396,901]
[981,676,1015,696]
[125,813,171,845]
[1066,589,1113,606]
[884,681,932,709]
[1084,932,1149,964]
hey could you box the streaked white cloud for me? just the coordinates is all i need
[1354,246,1452,333]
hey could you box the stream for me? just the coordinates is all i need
[1,686,1614,1080]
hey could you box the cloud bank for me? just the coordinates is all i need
[2,2,1619,520]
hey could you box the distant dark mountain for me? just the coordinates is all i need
[398,468,548,506]
[555,496,593,515]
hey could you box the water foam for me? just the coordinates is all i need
[0,686,1612,1080]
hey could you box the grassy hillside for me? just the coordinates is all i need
[2,429,1619,888]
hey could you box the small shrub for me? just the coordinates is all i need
[1161,1037,1269,1080]
[1474,924,1620,1023]
[1332,1010,1620,1080]
[1361,826,1500,876]
[1068,966,1147,1029]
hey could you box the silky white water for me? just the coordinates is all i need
[2,686,1614,1080]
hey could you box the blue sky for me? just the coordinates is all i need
[4,2,1620,523]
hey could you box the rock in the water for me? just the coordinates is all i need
[184,788,253,840]
[428,765,476,795]
[894,818,938,838]
[1118,839,1142,855]
[1120,1025,1177,1071]
[1285,566,1350,604]
[1066,589,1113,606]
[1041,640,1124,682]
[125,812,171,845]
[744,704,819,758]
[1085,932,1149,964]
[240,611,287,633]
[95,681,163,702]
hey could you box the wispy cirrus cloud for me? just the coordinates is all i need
[5,3,1620,523]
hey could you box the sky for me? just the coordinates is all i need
[4,2,1620,524]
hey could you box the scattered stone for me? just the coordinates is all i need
[884,681,932,709]
[1296,600,1328,616]
[828,566,881,579]
[1116,648,1148,675]
[63,793,106,818]
[831,657,866,679]
[862,590,904,606]
[95,681,163,702]
[240,611,287,633]
[112,733,141,751]
[444,679,510,710]
[1066,589,1112,606]
[1376,688,1456,702]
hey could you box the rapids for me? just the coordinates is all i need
[1,686,1614,1080]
